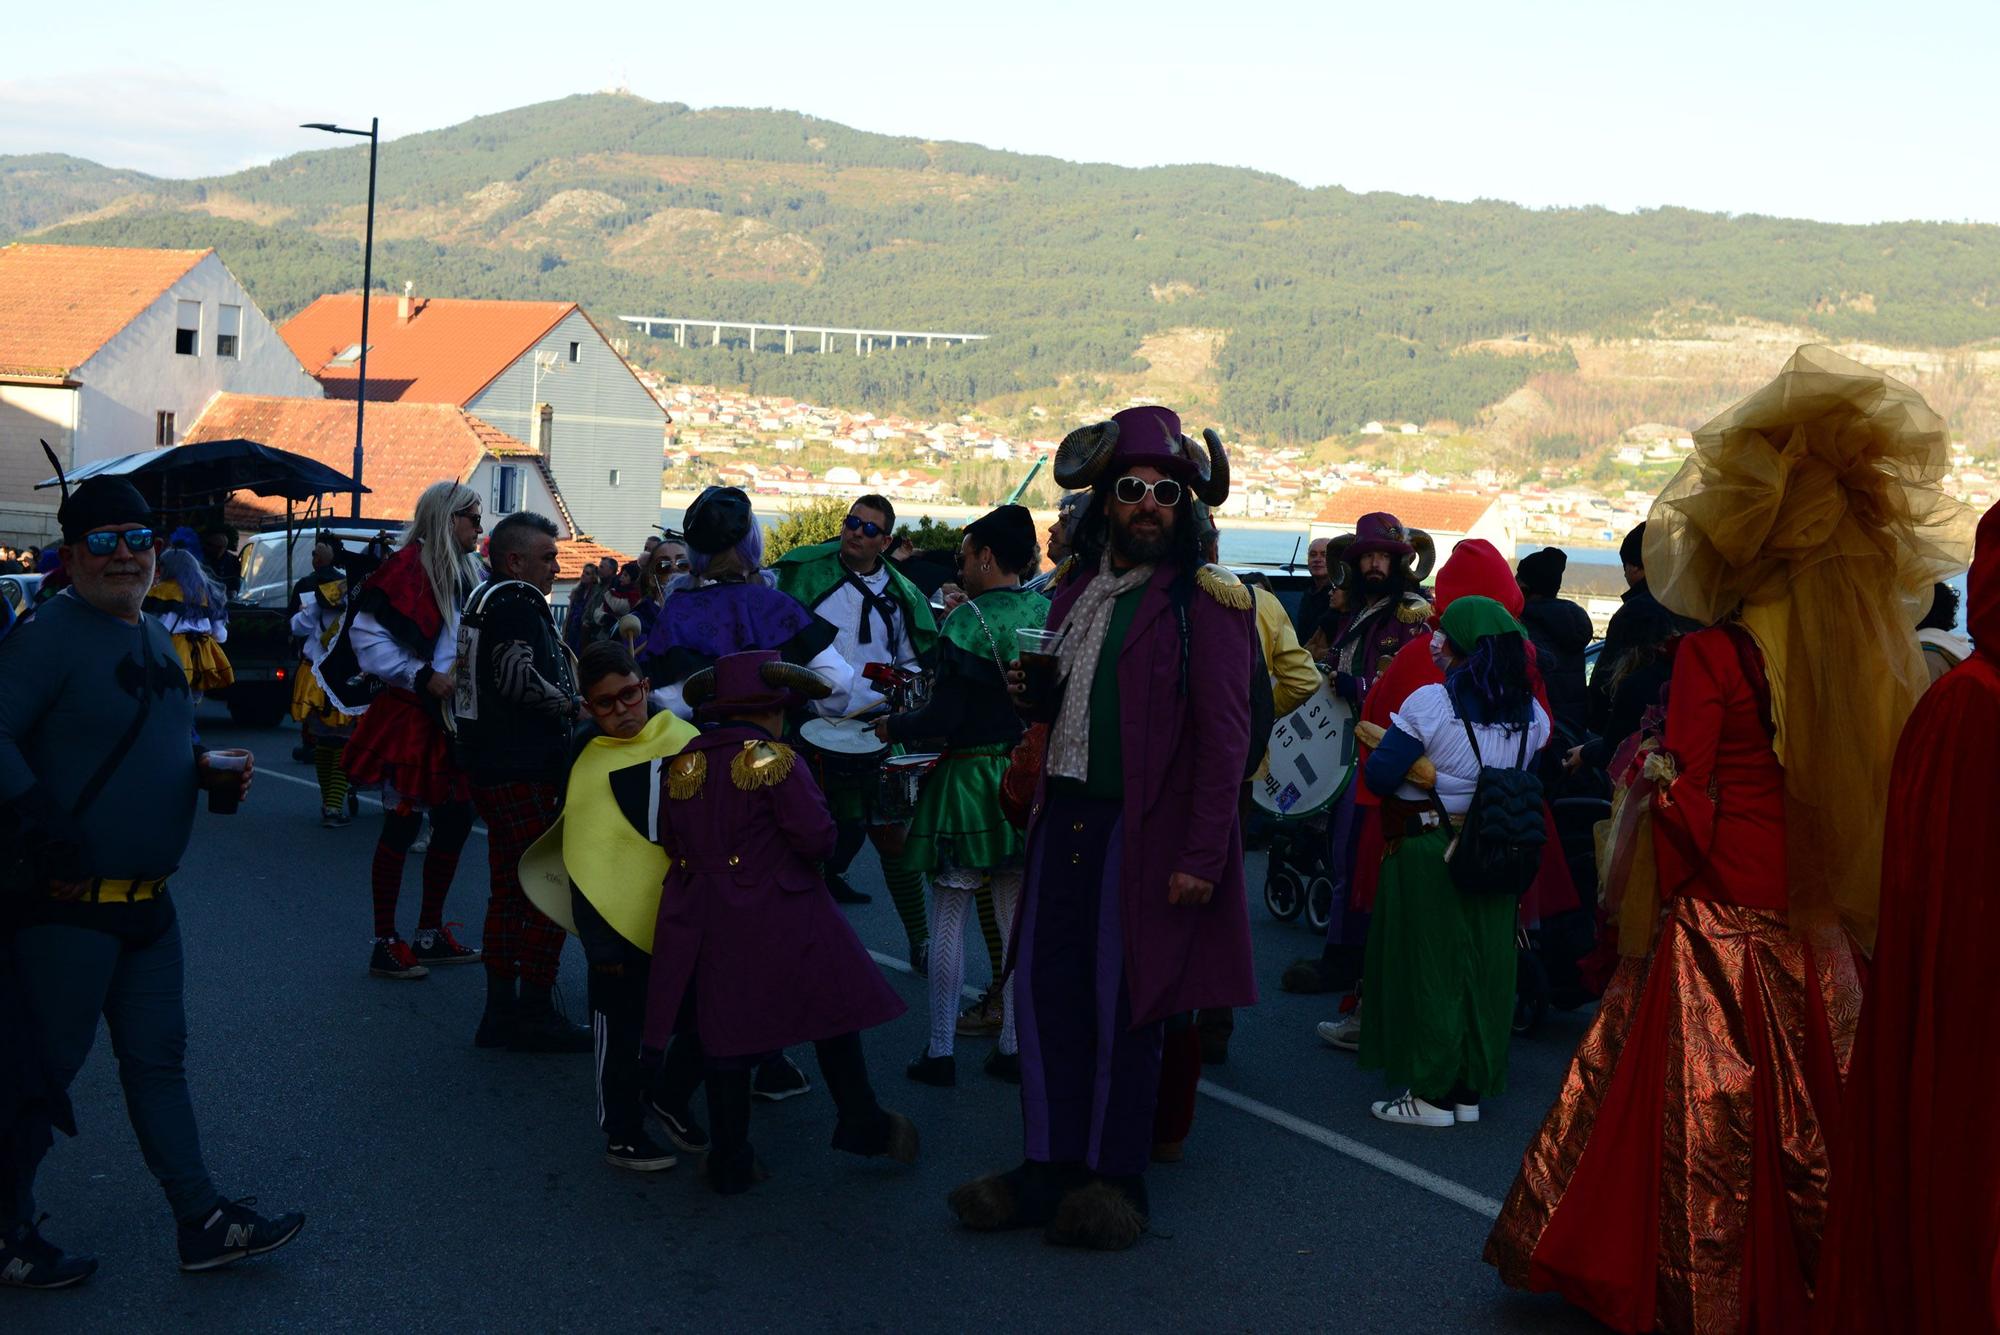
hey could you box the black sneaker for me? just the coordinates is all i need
[643,1094,711,1154]
[984,1049,1022,1084]
[176,1198,305,1273]
[411,923,481,966]
[0,1217,96,1290]
[827,873,872,905]
[605,1132,678,1172]
[906,1051,957,1087]
[508,990,591,1054]
[368,937,429,980]
[750,1054,812,1102]
[320,807,353,829]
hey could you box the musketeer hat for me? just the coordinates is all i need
[1052,405,1232,506]
[682,648,832,721]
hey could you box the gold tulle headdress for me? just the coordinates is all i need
[1644,345,1975,952]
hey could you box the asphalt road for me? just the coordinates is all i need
[12,704,1607,1334]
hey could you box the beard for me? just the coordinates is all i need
[1109,509,1174,565]
[1357,567,1407,603]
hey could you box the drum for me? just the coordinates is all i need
[876,752,939,825]
[799,716,888,781]
[1250,678,1358,822]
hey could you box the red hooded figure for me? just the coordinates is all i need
[1815,503,2000,1335]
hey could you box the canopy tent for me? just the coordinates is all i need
[37,437,368,505]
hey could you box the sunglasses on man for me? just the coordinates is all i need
[843,515,887,539]
[1113,476,1183,507]
[584,681,648,715]
[82,528,156,556]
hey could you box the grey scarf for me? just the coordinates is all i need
[1047,553,1154,783]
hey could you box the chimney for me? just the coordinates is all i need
[397,281,414,323]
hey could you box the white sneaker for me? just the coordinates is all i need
[1316,1013,1361,1051]
[1454,1103,1480,1124]
[1370,1091,1454,1127]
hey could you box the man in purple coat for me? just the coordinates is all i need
[639,650,918,1194]
[949,405,1258,1250]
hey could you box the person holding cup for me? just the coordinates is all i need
[0,470,303,1287]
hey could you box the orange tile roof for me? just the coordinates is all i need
[556,537,632,583]
[0,243,209,379]
[278,294,578,405]
[187,393,526,527]
[1314,485,1499,535]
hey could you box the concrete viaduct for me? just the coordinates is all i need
[616,315,988,356]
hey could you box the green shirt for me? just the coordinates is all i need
[1052,584,1146,803]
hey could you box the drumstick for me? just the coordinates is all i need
[1353,720,1437,789]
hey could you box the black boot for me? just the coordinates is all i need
[509,983,591,1054]
[474,972,517,1049]
[905,1051,956,1087]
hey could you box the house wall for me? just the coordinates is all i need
[466,455,572,540]
[0,382,77,544]
[71,252,321,470]
[467,310,665,550]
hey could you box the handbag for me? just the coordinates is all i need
[1000,723,1046,831]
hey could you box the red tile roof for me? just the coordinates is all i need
[0,244,210,379]
[556,537,632,583]
[186,393,525,526]
[278,294,578,405]
[1314,485,1499,535]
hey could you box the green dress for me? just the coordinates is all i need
[901,587,1048,874]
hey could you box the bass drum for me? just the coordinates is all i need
[799,716,888,782]
[1249,678,1358,823]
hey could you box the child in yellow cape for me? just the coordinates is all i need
[519,642,707,1173]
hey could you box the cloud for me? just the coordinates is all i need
[0,71,319,177]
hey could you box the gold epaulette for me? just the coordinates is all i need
[666,751,707,800]
[1195,563,1254,611]
[1395,595,1434,625]
[730,740,796,791]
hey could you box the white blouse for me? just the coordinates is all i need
[1388,682,1550,814]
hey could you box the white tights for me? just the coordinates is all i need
[926,868,1019,1060]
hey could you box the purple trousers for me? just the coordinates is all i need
[1015,794,1163,1178]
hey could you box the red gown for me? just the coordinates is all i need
[1815,506,2000,1335]
[1486,627,1863,1335]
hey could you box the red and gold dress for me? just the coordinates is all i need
[1485,625,1863,1334]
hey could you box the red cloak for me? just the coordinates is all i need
[1815,502,2000,1335]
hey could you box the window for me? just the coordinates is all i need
[567,341,581,364]
[216,304,242,358]
[493,465,524,516]
[155,411,176,445]
[608,468,621,488]
[174,300,200,356]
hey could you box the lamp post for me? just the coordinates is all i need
[302,117,377,518]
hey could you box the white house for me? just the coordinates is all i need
[0,244,323,543]
[1309,484,1516,570]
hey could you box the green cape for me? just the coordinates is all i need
[771,540,938,659]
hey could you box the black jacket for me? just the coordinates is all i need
[1519,597,1594,744]
[1588,582,1687,733]
[453,580,577,784]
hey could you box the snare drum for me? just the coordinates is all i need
[1250,678,1358,822]
[876,752,940,825]
[799,716,888,781]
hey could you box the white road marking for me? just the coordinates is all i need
[259,767,1505,1224]
[867,948,1504,1222]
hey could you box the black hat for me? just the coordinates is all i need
[59,476,153,544]
[1516,546,1567,598]
[964,503,1039,573]
[682,486,753,556]
[1619,522,1648,569]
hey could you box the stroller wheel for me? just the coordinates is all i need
[1304,877,1335,933]
[1263,867,1305,922]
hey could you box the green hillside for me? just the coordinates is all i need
[17,93,2000,444]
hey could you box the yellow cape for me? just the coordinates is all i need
[519,709,698,952]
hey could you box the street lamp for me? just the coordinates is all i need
[302,118,378,519]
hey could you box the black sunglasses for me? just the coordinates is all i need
[844,515,886,539]
[1113,476,1183,507]
[82,528,156,556]
[453,505,484,531]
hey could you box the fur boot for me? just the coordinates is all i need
[1044,1180,1148,1251]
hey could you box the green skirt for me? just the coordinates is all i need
[901,744,1023,875]
[1358,827,1517,1100]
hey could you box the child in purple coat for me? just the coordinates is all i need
[641,649,918,1193]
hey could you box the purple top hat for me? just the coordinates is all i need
[683,648,831,721]
[1344,512,1415,561]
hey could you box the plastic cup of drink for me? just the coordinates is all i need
[204,748,251,815]
[1014,627,1065,709]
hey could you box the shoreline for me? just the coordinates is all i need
[659,488,1320,534]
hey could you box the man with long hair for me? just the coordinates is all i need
[948,405,1257,1250]
[322,480,485,982]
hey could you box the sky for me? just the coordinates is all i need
[5,0,1997,226]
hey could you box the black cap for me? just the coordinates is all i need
[1619,522,1647,569]
[1516,546,1567,598]
[682,486,753,556]
[59,477,154,543]
[964,503,1040,571]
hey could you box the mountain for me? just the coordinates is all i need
[17,93,2000,453]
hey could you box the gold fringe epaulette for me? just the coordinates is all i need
[1395,595,1434,625]
[730,740,796,791]
[1195,563,1254,611]
[666,751,707,800]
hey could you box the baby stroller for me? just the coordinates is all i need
[1262,811,1335,933]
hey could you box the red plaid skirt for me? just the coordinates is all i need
[344,687,471,809]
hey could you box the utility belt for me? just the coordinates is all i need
[56,876,171,905]
[1379,797,1462,842]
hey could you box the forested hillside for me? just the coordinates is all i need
[13,92,2000,445]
